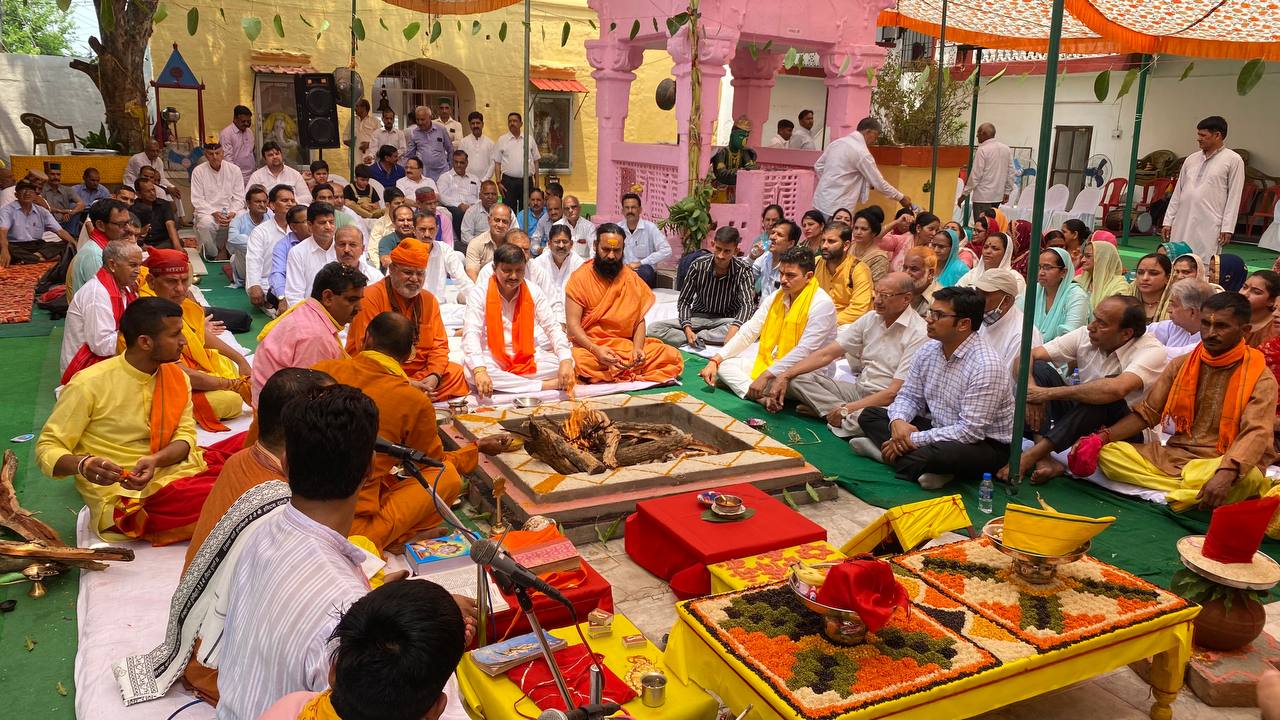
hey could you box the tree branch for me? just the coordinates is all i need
[69,58,101,90]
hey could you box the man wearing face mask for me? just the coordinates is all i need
[973,268,1042,368]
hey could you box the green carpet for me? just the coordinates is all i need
[1117,234,1277,271]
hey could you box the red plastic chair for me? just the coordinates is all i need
[1246,185,1279,236]
[1098,177,1127,217]
[1238,183,1260,228]
[1137,178,1175,212]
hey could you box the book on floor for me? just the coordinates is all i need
[469,631,568,676]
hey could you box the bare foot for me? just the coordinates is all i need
[1031,457,1066,485]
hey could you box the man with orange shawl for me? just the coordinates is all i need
[317,312,492,550]
[36,298,222,544]
[564,223,683,383]
[1085,292,1277,509]
[346,237,469,400]
[139,249,250,428]
[700,246,836,410]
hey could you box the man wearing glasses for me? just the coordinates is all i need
[557,194,597,259]
[856,286,1014,489]
[767,272,927,438]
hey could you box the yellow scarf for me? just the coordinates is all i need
[752,278,818,379]
[359,350,408,379]
[296,690,342,720]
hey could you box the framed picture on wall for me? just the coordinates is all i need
[531,94,572,173]
[254,73,309,167]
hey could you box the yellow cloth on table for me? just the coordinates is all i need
[1098,441,1268,512]
[708,541,846,594]
[753,278,818,379]
[457,613,716,720]
[1000,503,1115,556]
[841,495,972,556]
[35,355,206,538]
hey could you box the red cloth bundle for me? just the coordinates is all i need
[507,644,637,713]
[1202,496,1280,563]
[814,556,909,633]
[1068,433,1103,477]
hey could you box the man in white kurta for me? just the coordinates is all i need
[813,117,911,218]
[531,225,584,323]
[245,186,296,309]
[60,241,142,373]
[476,230,558,316]
[559,196,596,258]
[246,142,313,205]
[958,124,1014,217]
[190,141,246,261]
[700,248,837,405]
[284,206,339,306]
[462,243,575,396]
[1163,116,1246,261]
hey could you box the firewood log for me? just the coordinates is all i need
[0,449,65,546]
[528,420,606,475]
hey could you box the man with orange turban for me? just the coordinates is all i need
[564,224,683,383]
[345,237,468,399]
[139,248,250,427]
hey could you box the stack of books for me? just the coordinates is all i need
[469,631,567,676]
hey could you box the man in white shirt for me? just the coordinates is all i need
[773,272,928,436]
[957,123,1013,218]
[124,139,182,204]
[284,203,339,305]
[61,240,142,374]
[531,223,584,323]
[412,212,472,304]
[464,242,575,397]
[476,230,556,314]
[1163,115,1246,260]
[190,138,246,262]
[1149,279,1215,360]
[435,98,465,143]
[1008,295,1170,483]
[347,98,381,165]
[465,204,514,280]
[813,117,912,218]
[700,247,837,405]
[247,141,313,206]
[619,192,671,287]
[790,110,817,150]
[458,111,497,184]
[461,180,502,244]
[753,220,799,295]
[334,225,383,285]
[768,119,794,148]
[973,269,1042,367]
[558,195,596,259]
[246,184,296,310]
[227,185,271,287]
[370,108,407,159]
[219,105,256,183]
[530,194,565,252]
[494,112,540,214]
[437,150,481,240]
[396,157,437,201]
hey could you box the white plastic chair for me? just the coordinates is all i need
[951,177,966,223]
[998,184,1023,220]
[1049,186,1104,230]
[1038,184,1070,231]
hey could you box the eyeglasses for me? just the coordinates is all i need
[872,290,911,299]
[925,310,957,321]
[104,219,132,229]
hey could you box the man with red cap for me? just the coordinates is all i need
[139,248,251,427]
[346,237,468,400]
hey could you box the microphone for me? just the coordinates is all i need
[536,703,622,720]
[374,437,443,468]
[471,538,572,608]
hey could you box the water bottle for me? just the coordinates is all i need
[1068,368,1081,386]
[979,473,994,514]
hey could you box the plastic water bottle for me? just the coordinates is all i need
[979,473,994,514]
[1068,368,1081,386]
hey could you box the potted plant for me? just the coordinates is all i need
[659,174,715,254]
[1171,568,1270,651]
[74,123,127,155]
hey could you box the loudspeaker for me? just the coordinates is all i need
[294,73,340,149]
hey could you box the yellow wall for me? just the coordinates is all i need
[150,0,677,205]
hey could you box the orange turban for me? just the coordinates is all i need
[389,238,431,269]
[144,248,189,276]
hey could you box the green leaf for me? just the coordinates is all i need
[783,47,798,70]
[866,66,876,86]
[782,488,798,509]
[762,40,773,54]
[666,12,688,36]
[1116,67,1139,99]
[1237,58,1265,96]
[1092,70,1110,102]
[986,66,1007,85]
[628,19,640,40]
[596,515,624,543]
[430,20,442,42]
[748,43,759,61]
[403,21,421,40]
[589,20,597,30]
[456,20,462,32]
[1179,62,1194,81]
[472,20,481,36]
[242,16,262,42]
[499,21,507,42]
[299,15,313,28]
[185,7,197,36]
[98,0,115,31]
[838,56,851,76]
[379,18,389,31]
[805,482,820,503]
[353,18,365,41]
[609,22,616,32]
[652,18,659,32]
[56,0,70,11]
[561,21,571,46]
[152,3,167,23]
[274,14,285,37]
[218,8,225,22]
[318,19,330,33]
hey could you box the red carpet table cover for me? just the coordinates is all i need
[489,556,614,638]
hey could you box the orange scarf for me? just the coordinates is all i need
[150,363,188,454]
[296,690,342,720]
[1162,340,1265,454]
[485,276,537,376]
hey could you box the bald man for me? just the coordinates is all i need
[958,123,1013,218]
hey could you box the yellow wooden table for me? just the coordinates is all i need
[666,538,1197,720]
[11,154,131,185]
[708,541,846,594]
[457,613,719,719]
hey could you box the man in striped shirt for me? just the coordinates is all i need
[649,227,756,349]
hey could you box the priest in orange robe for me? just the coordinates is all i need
[318,312,491,550]
[345,238,469,400]
[564,223,684,383]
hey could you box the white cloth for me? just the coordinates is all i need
[836,307,929,398]
[437,118,465,142]
[1041,325,1169,405]
[354,257,383,285]
[60,276,118,371]
[531,250,584,322]
[462,280,573,394]
[458,134,497,181]
[1149,319,1200,361]
[190,161,246,221]
[477,258,559,320]
[437,170,482,208]
[954,241,1023,296]
[621,218,672,267]
[370,126,407,157]
[421,240,473,304]
[494,132,540,177]
[349,113,380,156]
[396,175,438,200]
[284,238,337,305]
[1165,146,1246,260]
[964,139,1015,203]
[768,134,790,148]
[556,216,597,258]
[123,152,173,191]
[978,306,1042,369]
[812,132,902,216]
[0,185,14,208]
[717,286,838,388]
[245,217,289,293]
[790,126,816,150]
[246,165,312,205]
[215,505,372,720]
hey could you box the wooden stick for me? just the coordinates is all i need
[0,449,65,546]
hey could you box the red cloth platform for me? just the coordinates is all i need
[624,483,827,599]
[489,557,614,639]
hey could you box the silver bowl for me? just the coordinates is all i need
[788,569,867,645]
[512,396,542,409]
[982,517,1090,585]
[435,408,454,426]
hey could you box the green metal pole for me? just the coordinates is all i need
[347,0,357,175]
[1119,55,1151,247]
[928,0,950,214]
[522,0,531,216]
[1006,0,1065,489]
[962,47,982,227]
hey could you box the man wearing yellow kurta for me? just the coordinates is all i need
[1090,292,1277,510]
[138,248,250,427]
[37,298,217,545]
[814,222,873,325]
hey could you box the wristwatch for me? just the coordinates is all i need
[839,405,852,418]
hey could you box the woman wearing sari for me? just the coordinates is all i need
[1032,247,1089,342]
[926,228,971,298]
[955,230,1025,297]
[1008,220,1033,276]
[1210,253,1248,292]
[943,221,980,268]
[1130,252,1174,322]
[800,210,826,253]
[1078,240,1130,311]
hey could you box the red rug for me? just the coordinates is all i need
[0,262,54,324]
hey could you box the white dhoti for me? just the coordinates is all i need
[466,347,562,394]
[462,279,574,396]
[717,346,759,398]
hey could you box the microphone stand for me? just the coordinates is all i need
[500,574,576,713]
